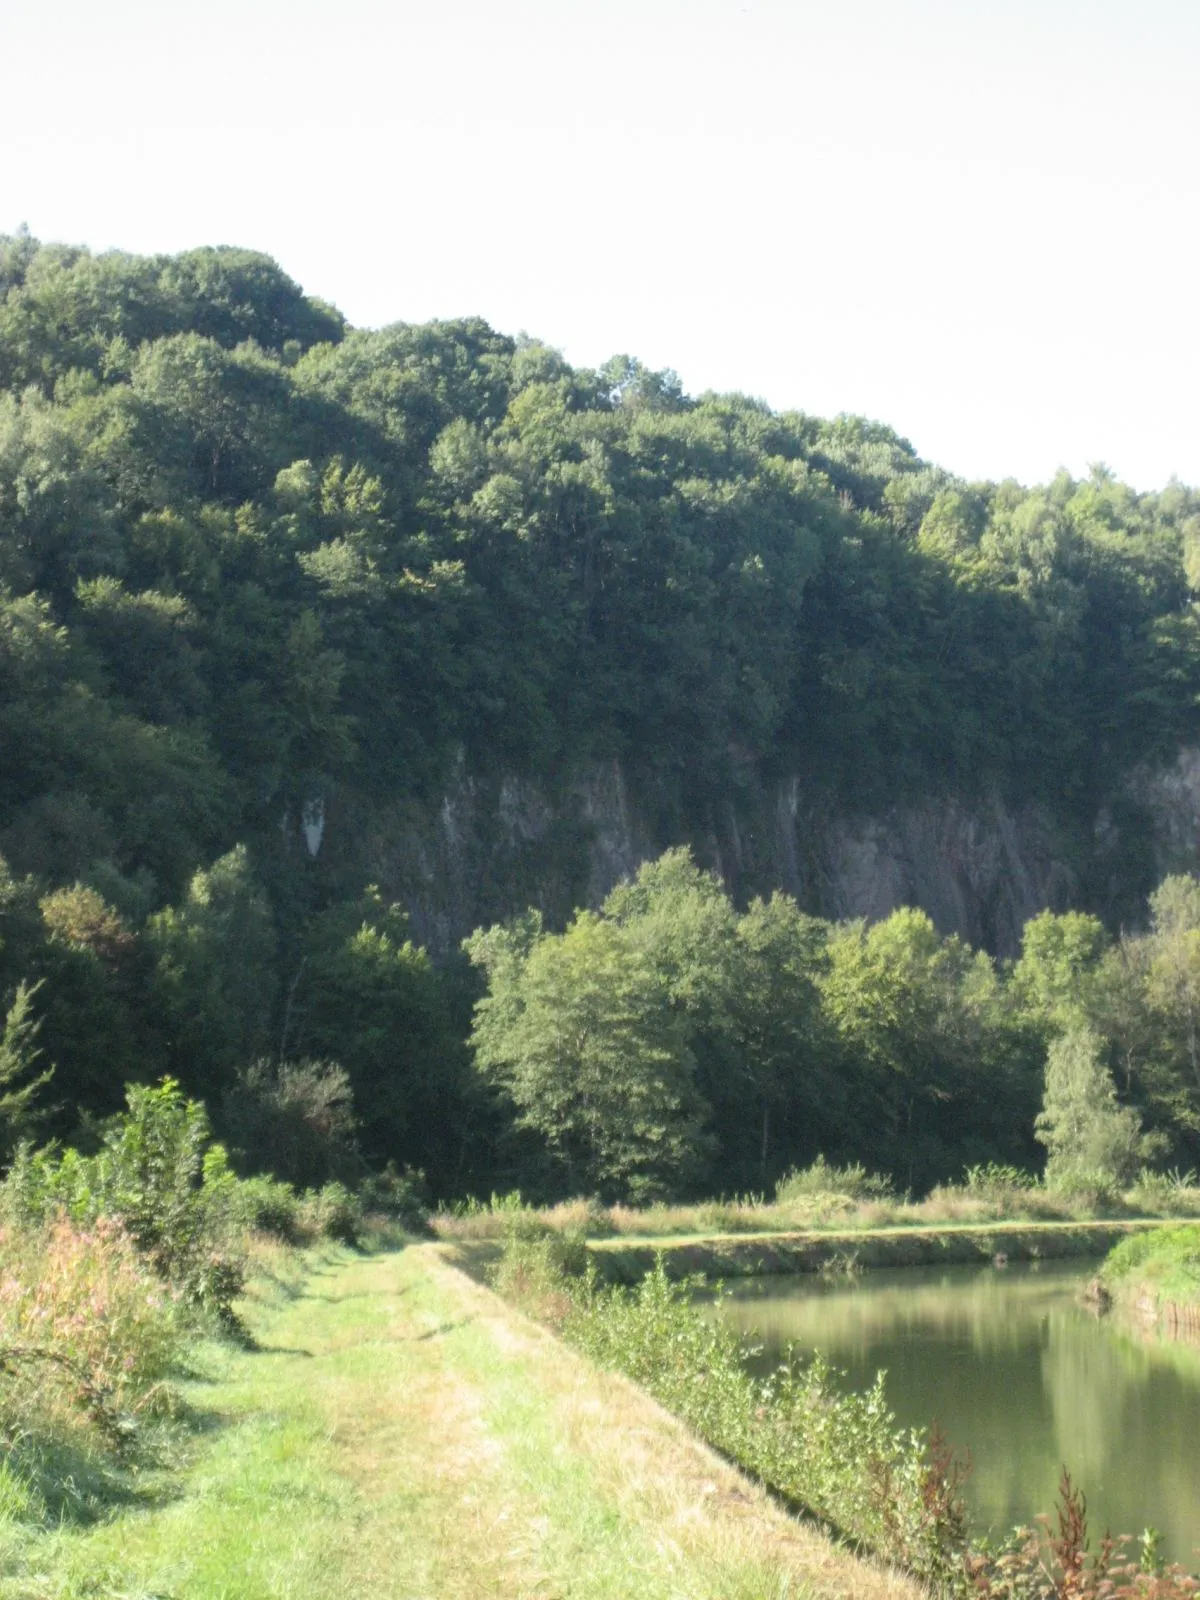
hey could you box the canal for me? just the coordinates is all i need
[719,1260,1200,1567]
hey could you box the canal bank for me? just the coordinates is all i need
[587,1217,1176,1283]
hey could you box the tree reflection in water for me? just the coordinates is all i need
[720,1262,1200,1568]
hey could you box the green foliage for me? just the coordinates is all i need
[221,1057,359,1190]
[775,1155,896,1202]
[148,845,277,1093]
[466,907,711,1199]
[5,232,1200,1202]
[296,1180,362,1245]
[1036,1028,1160,1191]
[962,1162,1037,1197]
[1,1079,246,1326]
[1101,1224,1200,1304]
[0,979,53,1153]
[500,1248,970,1591]
[289,892,467,1172]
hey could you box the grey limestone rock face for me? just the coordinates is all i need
[305,746,1200,957]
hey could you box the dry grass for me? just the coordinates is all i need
[418,1247,924,1600]
[430,1179,1200,1246]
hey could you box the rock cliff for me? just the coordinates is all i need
[310,748,1200,958]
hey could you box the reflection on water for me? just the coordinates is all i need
[719,1263,1200,1568]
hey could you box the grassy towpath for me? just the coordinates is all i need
[0,1243,922,1600]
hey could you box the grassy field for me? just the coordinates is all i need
[0,1242,922,1600]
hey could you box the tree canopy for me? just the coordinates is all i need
[4,233,1200,1199]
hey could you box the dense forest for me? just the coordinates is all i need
[4,231,1200,1199]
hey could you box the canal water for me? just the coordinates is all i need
[719,1261,1200,1567]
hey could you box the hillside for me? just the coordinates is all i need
[5,233,1200,1196]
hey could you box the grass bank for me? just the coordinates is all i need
[0,1242,924,1600]
[431,1166,1200,1250]
[585,1218,1175,1284]
[490,1233,1200,1599]
[1100,1224,1200,1338]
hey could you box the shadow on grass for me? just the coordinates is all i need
[5,1395,230,1531]
[411,1317,476,1342]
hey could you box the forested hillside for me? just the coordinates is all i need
[4,232,1200,1198]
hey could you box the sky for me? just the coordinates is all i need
[4,0,1199,490]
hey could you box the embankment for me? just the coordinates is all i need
[1099,1224,1200,1342]
[587,1218,1173,1284]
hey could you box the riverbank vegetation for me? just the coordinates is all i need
[1100,1224,1200,1320]
[0,1233,935,1600]
[0,1077,406,1544]
[493,1229,1200,1598]
[432,1160,1200,1248]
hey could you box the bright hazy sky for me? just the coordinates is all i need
[5,0,1199,490]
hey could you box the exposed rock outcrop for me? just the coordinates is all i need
[310,746,1200,957]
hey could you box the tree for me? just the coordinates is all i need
[221,1057,358,1189]
[1010,910,1108,1035]
[466,909,711,1200]
[1145,875,1200,1095]
[148,845,277,1095]
[289,892,466,1175]
[723,894,836,1186]
[0,979,53,1155]
[1034,1028,1154,1189]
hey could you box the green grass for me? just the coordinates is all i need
[581,1218,1177,1285]
[0,1243,921,1600]
[1102,1224,1200,1308]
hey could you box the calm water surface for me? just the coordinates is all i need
[719,1262,1200,1567]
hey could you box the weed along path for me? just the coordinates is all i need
[0,1244,921,1600]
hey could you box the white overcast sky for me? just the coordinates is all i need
[4,0,1199,490]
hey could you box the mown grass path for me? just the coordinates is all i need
[0,1244,921,1600]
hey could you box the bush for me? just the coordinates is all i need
[963,1163,1037,1197]
[1129,1168,1200,1215]
[0,1079,246,1328]
[222,1058,359,1191]
[549,1255,966,1591]
[493,1238,1200,1599]
[297,1181,362,1244]
[775,1155,895,1203]
[357,1162,430,1232]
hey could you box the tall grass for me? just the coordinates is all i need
[0,1213,186,1524]
[0,1078,413,1533]
[432,1162,1200,1245]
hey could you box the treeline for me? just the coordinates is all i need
[467,851,1200,1198]
[4,233,1200,1192]
[5,832,1200,1200]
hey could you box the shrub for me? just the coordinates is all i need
[1129,1168,1200,1215]
[963,1163,1037,1196]
[550,1255,967,1591]
[357,1162,430,1232]
[0,1217,183,1437]
[298,1181,362,1244]
[222,1058,359,1191]
[492,1238,1200,1599]
[775,1155,895,1203]
[0,1079,246,1328]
